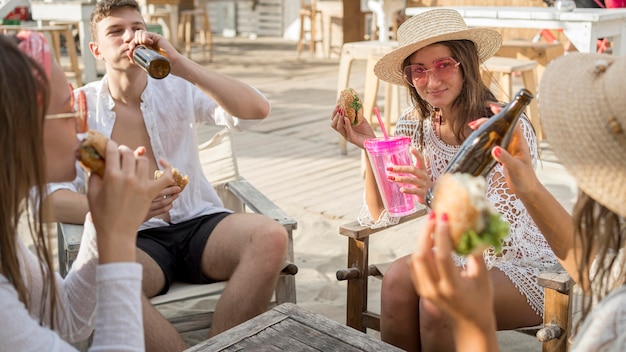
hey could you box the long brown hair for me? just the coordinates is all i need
[403,40,498,144]
[573,192,626,332]
[0,34,57,327]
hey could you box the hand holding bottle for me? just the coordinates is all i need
[128,30,174,79]
[425,88,534,207]
[469,117,539,201]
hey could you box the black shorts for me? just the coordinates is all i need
[137,212,231,295]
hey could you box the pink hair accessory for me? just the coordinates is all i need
[16,30,51,77]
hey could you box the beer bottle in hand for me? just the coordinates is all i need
[425,88,534,207]
[133,45,171,79]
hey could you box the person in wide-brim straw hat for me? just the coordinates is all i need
[406,52,626,351]
[330,8,557,352]
[374,8,502,86]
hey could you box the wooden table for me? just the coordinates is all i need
[185,303,402,351]
[405,6,626,55]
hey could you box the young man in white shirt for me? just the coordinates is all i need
[47,0,288,349]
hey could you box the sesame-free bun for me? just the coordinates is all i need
[432,173,489,252]
[337,88,364,126]
[154,168,189,191]
[78,130,108,177]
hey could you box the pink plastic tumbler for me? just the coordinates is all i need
[364,136,416,217]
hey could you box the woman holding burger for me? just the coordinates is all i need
[411,52,626,351]
[330,9,556,351]
[0,31,172,349]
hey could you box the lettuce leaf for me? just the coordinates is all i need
[455,213,509,256]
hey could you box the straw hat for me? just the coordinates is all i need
[374,9,502,86]
[539,53,626,218]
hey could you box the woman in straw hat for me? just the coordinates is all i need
[0,31,172,349]
[409,52,626,351]
[331,9,557,351]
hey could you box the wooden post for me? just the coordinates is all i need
[346,237,369,332]
[342,0,365,43]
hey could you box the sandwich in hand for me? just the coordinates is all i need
[337,88,364,126]
[78,130,107,177]
[431,173,509,255]
[154,168,189,191]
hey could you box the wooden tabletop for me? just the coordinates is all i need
[185,303,402,351]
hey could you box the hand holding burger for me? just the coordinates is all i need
[154,168,189,191]
[79,130,190,194]
[431,173,509,255]
[78,130,108,177]
[337,88,364,126]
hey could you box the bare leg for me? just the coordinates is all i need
[137,250,188,352]
[491,269,542,330]
[418,268,542,352]
[381,255,421,352]
[382,255,542,352]
[200,213,288,337]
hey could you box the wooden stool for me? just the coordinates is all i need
[147,10,172,40]
[297,0,323,58]
[359,54,405,176]
[336,40,399,155]
[47,22,83,87]
[178,8,213,62]
[363,55,403,137]
[481,56,542,141]
[496,40,564,84]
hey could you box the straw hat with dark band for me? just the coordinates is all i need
[539,53,626,218]
[374,9,502,86]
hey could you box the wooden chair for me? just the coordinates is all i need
[536,263,576,352]
[336,212,576,352]
[57,126,298,336]
[335,208,428,331]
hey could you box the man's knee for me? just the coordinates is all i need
[252,219,289,259]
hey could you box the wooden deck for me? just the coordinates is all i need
[196,36,374,221]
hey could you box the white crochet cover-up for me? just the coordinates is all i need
[359,108,558,314]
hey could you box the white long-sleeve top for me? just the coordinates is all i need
[0,219,144,351]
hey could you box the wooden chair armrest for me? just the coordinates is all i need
[339,205,428,240]
[225,177,297,231]
[537,262,574,294]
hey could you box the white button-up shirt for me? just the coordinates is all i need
[48,74,264,231]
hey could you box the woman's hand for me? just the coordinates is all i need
[409,212,498,351]
[330,105,376,149]
[470,113,538,197]
[86,141,173,263]
[387,147,431,204]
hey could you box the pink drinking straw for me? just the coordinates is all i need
[373,107,389,140]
